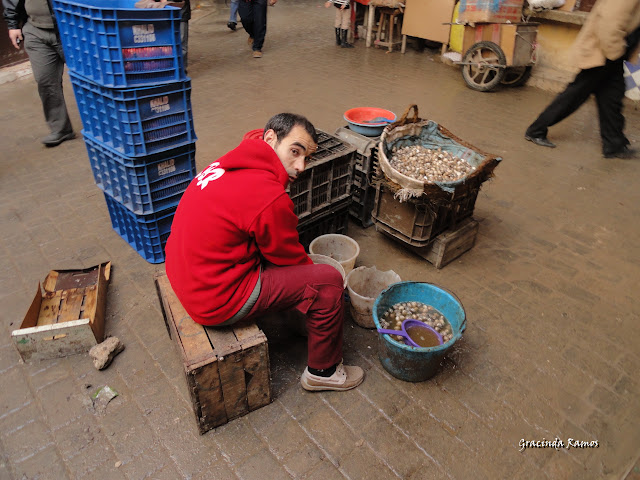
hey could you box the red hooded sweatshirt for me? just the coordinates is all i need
[165,138,312,325]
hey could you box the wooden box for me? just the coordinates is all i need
[12,262,111,362]
[155,274,271,434]
[379,218,479,268]
[458,0,524,24]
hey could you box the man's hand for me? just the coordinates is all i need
[324,1,331,7]
[9,29,23,49]
[268,0,277,5]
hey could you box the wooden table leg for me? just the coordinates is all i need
[366,5,375,48]
[401,34,407,54]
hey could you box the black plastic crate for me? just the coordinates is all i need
[297,199,351,251]
[350,181,376,228]
[288,130,355,220]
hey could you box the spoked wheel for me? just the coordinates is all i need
[501,66,533,87]
[461,41,506,92]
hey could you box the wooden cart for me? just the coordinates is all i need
[455,22,538,92]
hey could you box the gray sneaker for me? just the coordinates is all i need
[42,131,76,147]
[301,362,364,392]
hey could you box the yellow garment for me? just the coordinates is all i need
[449,2,464,53]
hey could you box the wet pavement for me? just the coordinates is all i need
[1,1,639,478]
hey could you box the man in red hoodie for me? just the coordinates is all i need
[165,113,364,392]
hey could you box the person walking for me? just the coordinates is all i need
[3,0,75,147]
[165,113,365,392]
[524,0,640,158]
[238,0,276,58]
[228,0,239,30]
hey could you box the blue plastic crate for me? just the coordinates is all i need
[52,0,185,87]
[104,193,176,263]
[70,72,196,156]
[84,133,195,215]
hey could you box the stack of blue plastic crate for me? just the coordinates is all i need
[52,0,197,263]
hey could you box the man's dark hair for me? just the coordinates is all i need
[264,113,318,144]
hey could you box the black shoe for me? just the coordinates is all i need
[227,21,236,31]
[335,27,341,46]
[524,134,556,148]
[42,131,76,147]
[604,146,636,159]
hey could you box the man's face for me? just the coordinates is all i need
[264,125,317,183]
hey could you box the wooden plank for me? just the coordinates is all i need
[20,285,42,329]
[190,364,227,433]
[242,340,271,411]
[217,350,249,421]
[89,265,108,342]
[205,326,241,357]
[205,327,249,420]
[423,218,479,268]
[37,291,63,326]
[57,288,85,323]
[12,319,96,361]
[155,274,214,368]
[42,271,59,292]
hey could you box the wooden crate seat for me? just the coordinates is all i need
[155,274,271,434]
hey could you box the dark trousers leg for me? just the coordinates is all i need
[594,59,628,155]
[250,0,268,51]
[526,66,606,139]
[22,22,72,136]
[180,20,189,68]
[238,0,254,39]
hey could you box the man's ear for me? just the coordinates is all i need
[263,129,278,148]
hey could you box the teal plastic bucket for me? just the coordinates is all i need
[373,281,466,382]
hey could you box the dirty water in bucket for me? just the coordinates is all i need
[405,324,442,348]
[380,301,453,344]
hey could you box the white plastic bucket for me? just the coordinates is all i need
[309,234,360,276]
[346,266,401,328]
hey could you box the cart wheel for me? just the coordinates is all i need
[461,41,506,92]
[501,66,533,87]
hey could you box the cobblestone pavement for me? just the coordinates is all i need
[1,1,639,479]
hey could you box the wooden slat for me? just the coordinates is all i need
[205,327,241,357]
[217,350,249,420]
[37,291,63,326]
[204,327,249,420]
[190,364,227,434]
[155,275,214,368]
[12,320,96,361]
[57,288,85,323]
[243,339,271,411]
[42,271,59,292]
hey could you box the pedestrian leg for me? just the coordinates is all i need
[525,67,604,139]
[251,0,268,52]
[595,59,629,156]
[238,0,255,42]
[22,23,73,139]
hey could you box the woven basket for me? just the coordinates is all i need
[377,104,501,202]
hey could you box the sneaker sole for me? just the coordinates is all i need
[300,374,363,392]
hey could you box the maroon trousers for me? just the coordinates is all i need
[244,263,344,369]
